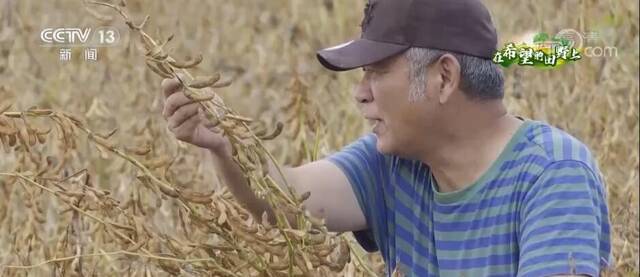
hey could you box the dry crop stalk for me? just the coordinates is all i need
[85,0,300,212]
[0,109,263,275]
[0,1,354,275]
[85,0,346,253]
[281,74,324,166]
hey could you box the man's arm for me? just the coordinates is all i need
[161,77,367,233]
[210,146,367,232]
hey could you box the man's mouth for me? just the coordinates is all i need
[365,117,383,133]
[366,118,382,126]
[367,119,380,126]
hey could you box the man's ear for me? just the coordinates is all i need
[435,54,461,104]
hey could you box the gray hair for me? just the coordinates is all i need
[405,47,504,102]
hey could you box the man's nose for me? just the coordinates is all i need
[354,76,373,104]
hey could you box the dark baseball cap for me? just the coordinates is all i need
[317,0,498,71]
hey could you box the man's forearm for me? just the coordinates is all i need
[207,147,303,227]
[208,147,276,220]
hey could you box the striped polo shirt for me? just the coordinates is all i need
[327,119,611,276]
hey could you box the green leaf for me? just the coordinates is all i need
[533,32,549,43]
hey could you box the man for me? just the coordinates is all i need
[161,0,611,276]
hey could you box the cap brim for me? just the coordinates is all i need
[317,39,410,71]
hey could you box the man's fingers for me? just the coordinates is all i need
[198,111,219,127]
[163,92,196,119]
[168,103,200,129]
[172,111,200,141]
[161,78,182,98]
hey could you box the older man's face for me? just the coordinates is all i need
[355,54,438,156]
